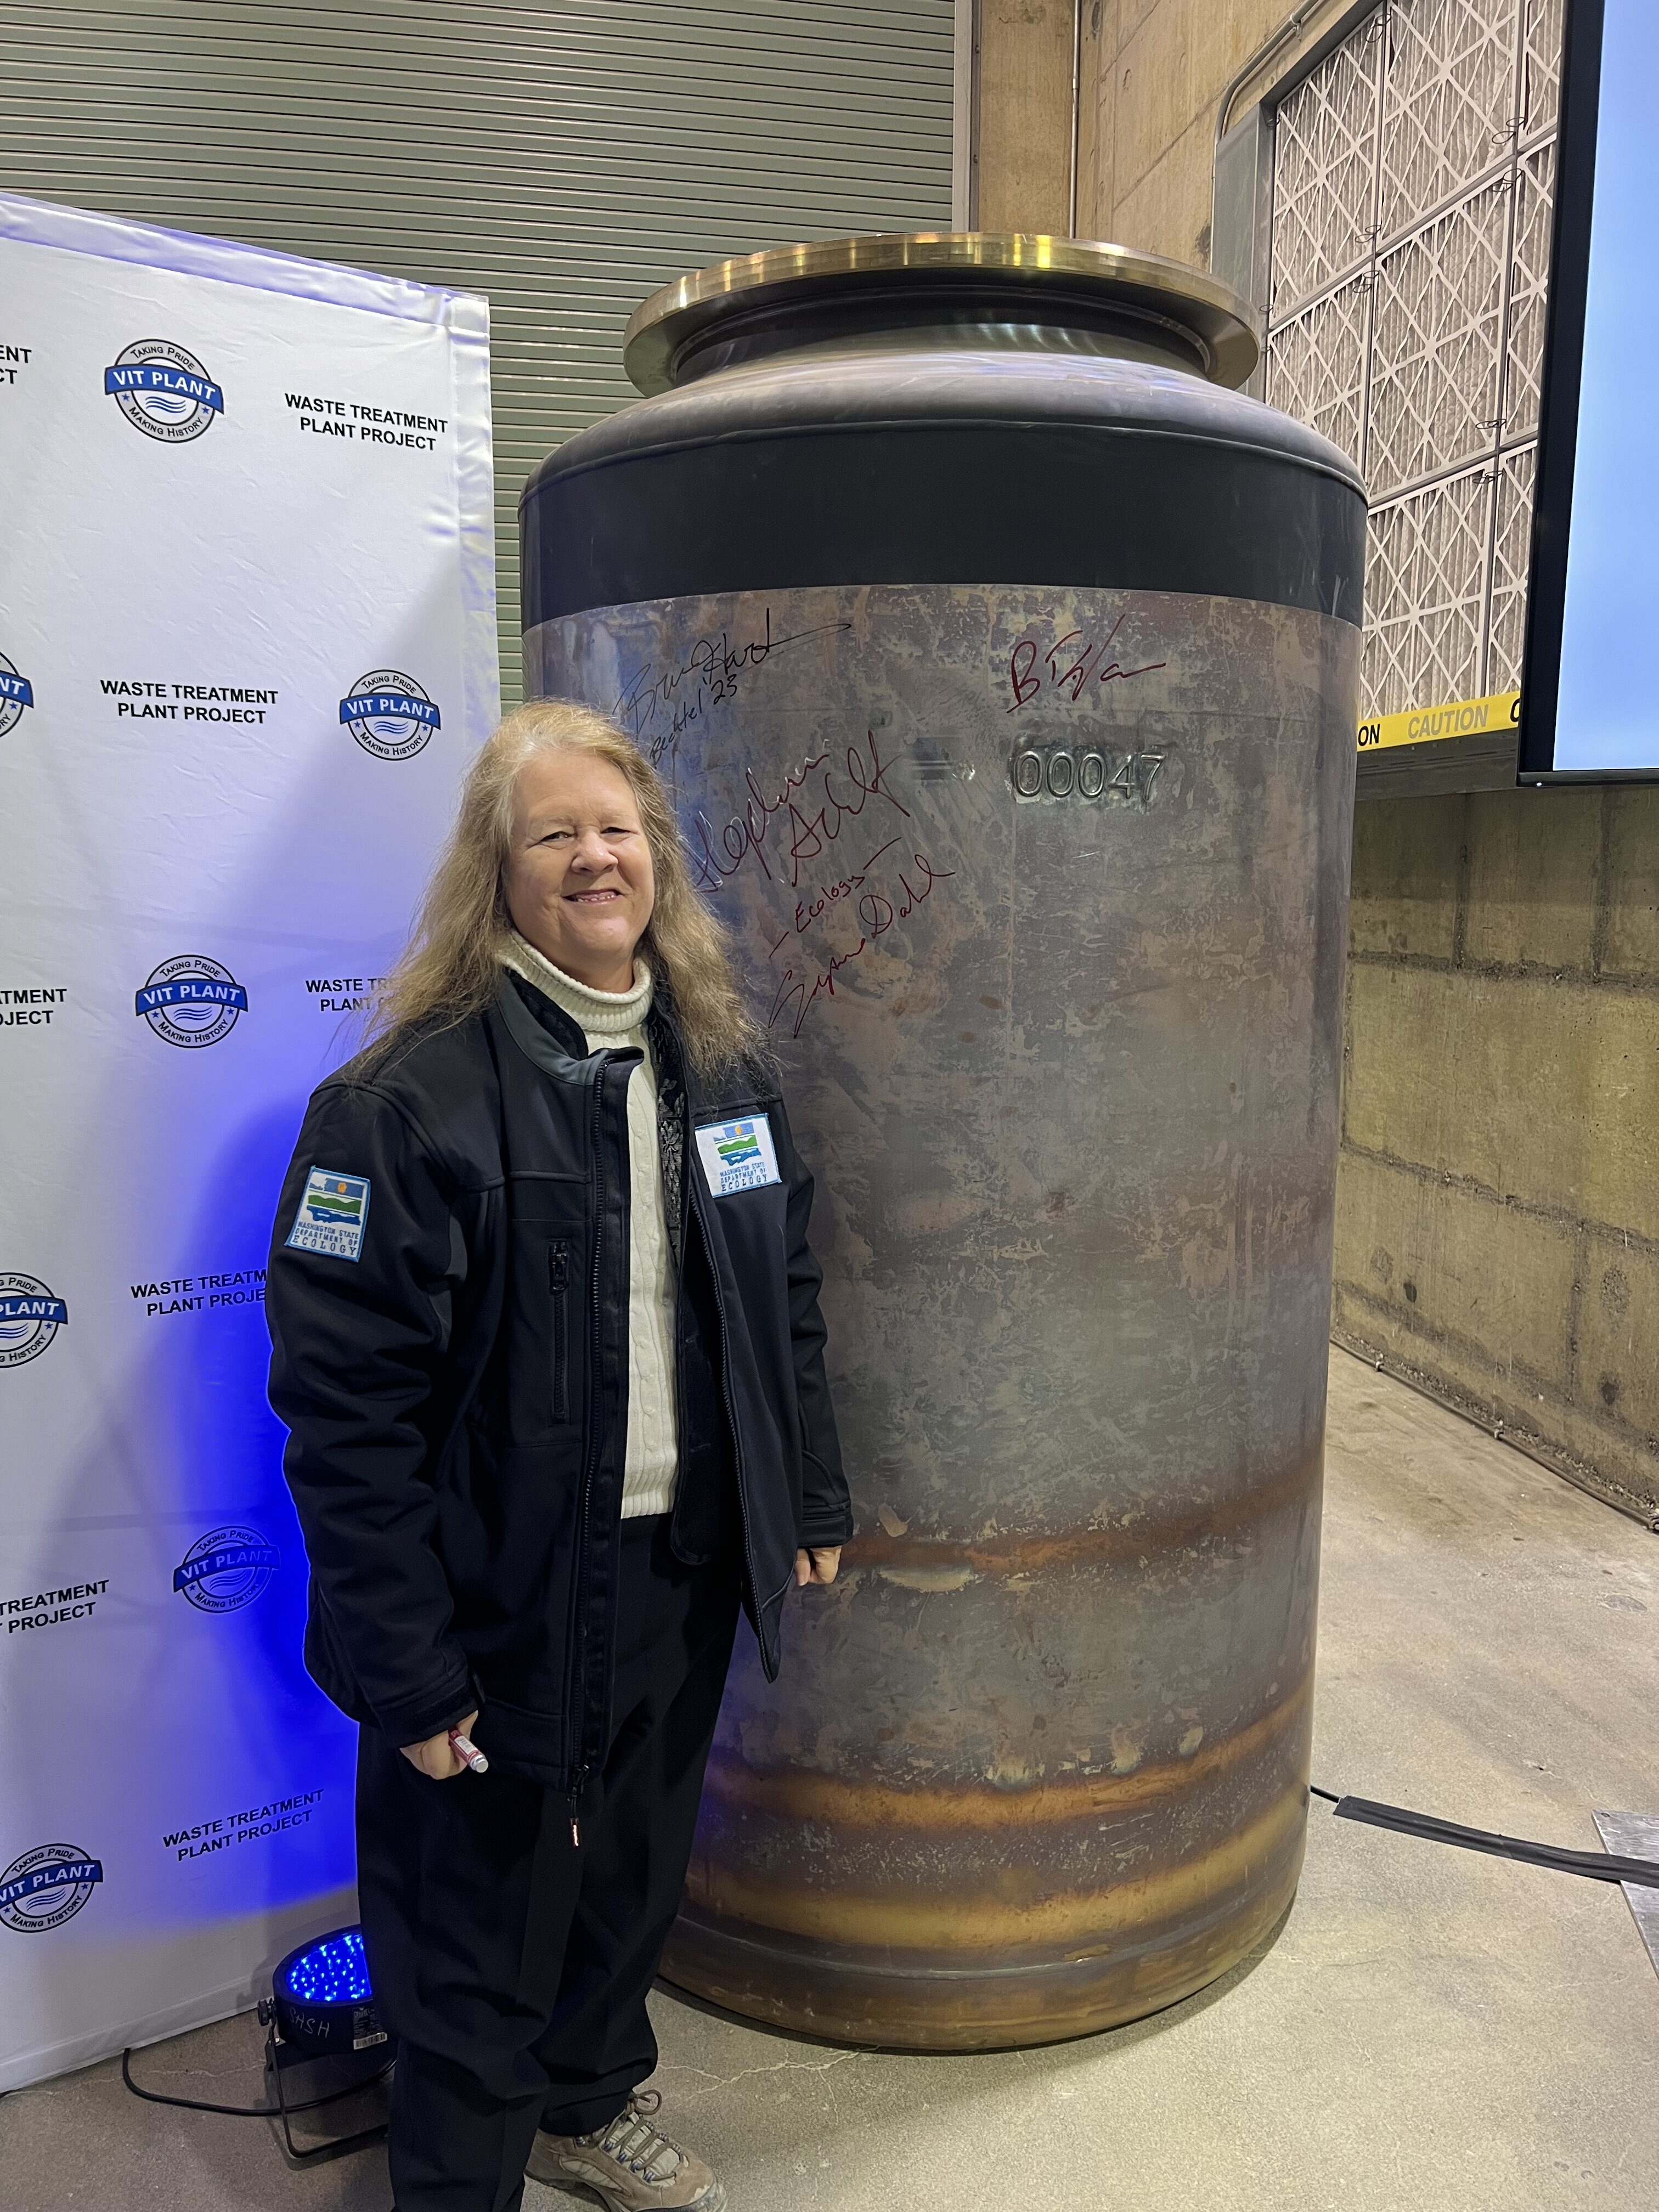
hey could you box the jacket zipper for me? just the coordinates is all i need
[548,1239,571,1423]
[562,1062,609,1846]
[669,1075,692,1550]
[564,1051,637,1847]
[691,1175,761,1644]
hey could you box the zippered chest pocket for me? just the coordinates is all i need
[548,1238,573,1423]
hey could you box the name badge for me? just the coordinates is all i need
[286,1167,371,1261]
[695,1115,782,1198]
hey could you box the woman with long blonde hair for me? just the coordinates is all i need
[267,701,848,2212]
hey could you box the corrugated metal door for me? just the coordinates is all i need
[0,2,956,700]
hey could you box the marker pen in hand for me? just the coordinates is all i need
[448,1729,489,1775]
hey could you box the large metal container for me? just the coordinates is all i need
[521,235,1365,2050]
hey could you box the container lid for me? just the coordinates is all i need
[623,233,1261,396]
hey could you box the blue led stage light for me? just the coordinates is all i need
[255,1922,391,2162]
[278,1927,373,2009]
[265,1922,387,2061]
[123,1921,390,2167]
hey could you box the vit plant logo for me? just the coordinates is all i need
[134,955,249,1048]
[0,1273,68,1369]
[173,1527,281,1615]
[0,1844,103,1932]
[0,650,34,738]
[339,669,441,761]
[103,339,224,442]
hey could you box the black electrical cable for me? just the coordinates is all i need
[120,2042,393,2119]
[1308,1787,1659,1889]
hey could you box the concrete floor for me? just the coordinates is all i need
[4,1347,1656,2212]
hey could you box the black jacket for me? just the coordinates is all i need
[265,971,849,1801]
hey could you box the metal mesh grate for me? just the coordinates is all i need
[1363,462,1491,713]
[1376,0,1520,242]
[1367,182,1508,499]
[1266,0,1562,715]
[1266,276,1369,468]
[1269,23,1381,318]
[1487,443,1538,691]
[1504,140,1557,443]
[1521,0,1566,137]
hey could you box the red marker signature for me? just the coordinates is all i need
[690,729,910,894]
[766,840,903,957]
[1007,616,1167,712]
[766,852,955,1039]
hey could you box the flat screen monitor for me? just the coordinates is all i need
[1521,0,1659,780]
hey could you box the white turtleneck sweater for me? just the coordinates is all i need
[500,932,679,1519]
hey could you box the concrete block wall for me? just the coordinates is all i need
[1336,788,1659,1521]
[975,0,1078,234]
[1075,0,1290,266]
[968,0,1295,266]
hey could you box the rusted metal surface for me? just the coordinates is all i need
[530,580,1359,2047]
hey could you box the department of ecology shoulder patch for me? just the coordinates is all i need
[695,1115,782,1197]
[286,1168,371,1261]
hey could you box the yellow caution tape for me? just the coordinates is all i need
[1357,689,1520,753]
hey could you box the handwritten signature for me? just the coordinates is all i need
[766,851,955,1039]
[690,729,911,894]
[615,610,853,764]
[1007,616,1167,712]
[765,839,904,956]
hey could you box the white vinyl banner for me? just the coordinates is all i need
[0,193,496,2091]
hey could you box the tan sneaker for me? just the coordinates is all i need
[527,2090,726,2211]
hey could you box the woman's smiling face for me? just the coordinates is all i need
[503,748,656,992]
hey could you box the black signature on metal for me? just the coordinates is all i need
[615,610,853,764]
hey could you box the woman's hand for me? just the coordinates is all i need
[400,1709,478,1779]
[794,1547,841,1588]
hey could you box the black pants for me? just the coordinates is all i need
[356,1516,742,2212]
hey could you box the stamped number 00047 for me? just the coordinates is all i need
[1011,743,1166,805]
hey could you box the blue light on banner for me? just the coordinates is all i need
[0,180,495,2098]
